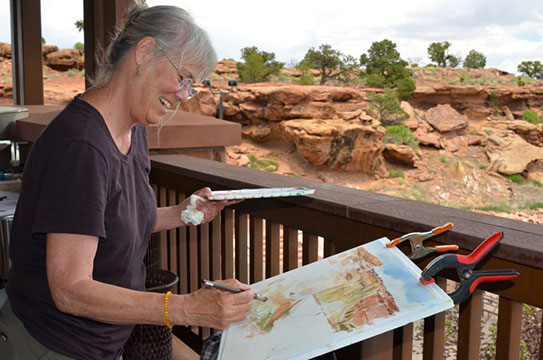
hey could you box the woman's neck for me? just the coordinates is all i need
[81,77,136,154]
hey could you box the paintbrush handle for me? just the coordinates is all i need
[201,279,267,302]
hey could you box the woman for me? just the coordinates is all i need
[0,2,254,359]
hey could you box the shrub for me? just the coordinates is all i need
[522,110,541,124]
[368,89,409,125]
[74,42,84,51]
[517,77,526,86]
[248,155,278,172]
[383,125,418,149]
[388,170,405,178]
[504,174,525,184]
[396,78,416,100]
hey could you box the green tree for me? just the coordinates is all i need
[74,42,84,51]
[337,54,360,83]
[75,20,84,32]
[236,46,284,83]
[302,44,344,85]
[41,37,46,45]
[360,39,411,87]
[367,88,409,125]
[428,41,460,68]
[463,50,486,69]
[517,61,543,79]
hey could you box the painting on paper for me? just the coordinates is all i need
[218,238,454,360]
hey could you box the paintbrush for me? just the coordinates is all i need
[201,279,268,302]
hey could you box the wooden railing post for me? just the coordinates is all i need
[496,297,522,360]
[221,209,234,279]
[265,222,280,277]
[457,289,483,359]
[235,213,249,283]
[249,217,264,283]
[423,277,447,360]
[283,227,299,272]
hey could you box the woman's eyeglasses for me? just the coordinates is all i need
[156,46,197,102]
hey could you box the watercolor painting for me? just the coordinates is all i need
[218,238,454,360]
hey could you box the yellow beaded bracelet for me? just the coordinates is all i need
[164,291,173,329]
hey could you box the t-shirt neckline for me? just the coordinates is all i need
[74,95,136,161]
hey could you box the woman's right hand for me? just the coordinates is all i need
[173,279,255,330]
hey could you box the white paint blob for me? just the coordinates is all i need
[181,195,205,226]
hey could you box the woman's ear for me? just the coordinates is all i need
[134,36,156,68]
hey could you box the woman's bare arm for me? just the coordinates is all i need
[46,232,254,328]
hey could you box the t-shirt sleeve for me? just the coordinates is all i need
[32,140,109,238]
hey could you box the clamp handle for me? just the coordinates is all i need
[449,269,519,304]
[457,232,502,266]
[432,222,454,235]
[435,244,459,253]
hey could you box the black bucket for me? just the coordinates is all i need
[123,269,179,360]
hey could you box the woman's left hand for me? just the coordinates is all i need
[181,187,242,225]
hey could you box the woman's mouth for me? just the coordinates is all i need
[159,96,173,109]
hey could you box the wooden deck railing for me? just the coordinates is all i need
[150,154,543,360]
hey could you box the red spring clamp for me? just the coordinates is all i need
[420,232,519,305]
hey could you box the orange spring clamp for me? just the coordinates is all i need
[386,223,458,260]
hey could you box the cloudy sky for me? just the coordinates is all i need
[1,0,542,73]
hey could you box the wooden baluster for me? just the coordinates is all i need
[323,238,336,258]
[159,187,168,270]
[496,297,522,360]
[167,190,179,293]
[393,324,413,360]
[283,227,299,272]
[188,224,198,295]
[199,222,211,340]
[177,193,188,294]
[540,314,543,360]
[362,330,394,360]
[302,233,318,265]
[250,217,264,284]
[210,216,222,281]
[265,222,280,278]
[221,209,234,279]
[235,213,249,284]
[457,289,483,360]
[423,277,447,360]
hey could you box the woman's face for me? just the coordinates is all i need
[136,51,198,126]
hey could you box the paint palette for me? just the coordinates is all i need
[207,187,315,200]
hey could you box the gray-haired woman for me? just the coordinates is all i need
[0,3,253,359]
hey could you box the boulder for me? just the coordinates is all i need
[45,49,84,71]
[440,136,468,157]
[242,124,273,142]
[505,120,543,147]
[426,104,469,133]
[280,119,387,176]
[413,120,441,148]
[383,144,419,166]
[502,106,514,120]
[0,42,11,59]
[484,130,543,175]
[401,101,418,129]
[42,45,59,57]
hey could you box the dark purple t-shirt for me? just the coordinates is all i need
[6,97,158,360]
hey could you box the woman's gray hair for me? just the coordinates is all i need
[90,1,217,88]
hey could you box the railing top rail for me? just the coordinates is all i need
[150,154,543,270]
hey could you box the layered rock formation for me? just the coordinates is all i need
[280,119,387,175]
[409,84,543,119]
